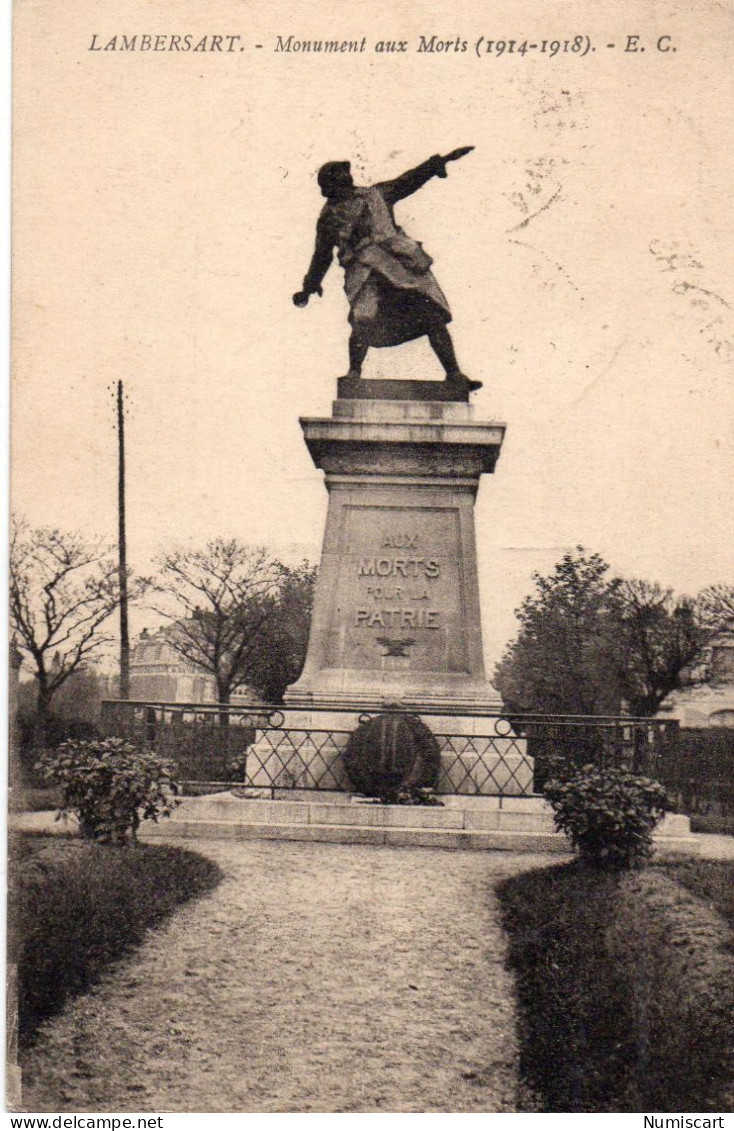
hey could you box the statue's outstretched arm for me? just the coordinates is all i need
[379,147,474,206]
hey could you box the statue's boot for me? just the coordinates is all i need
[446,372,483,393]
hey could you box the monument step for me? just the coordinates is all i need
[141,818,698,856]
[166,793,560,830]
[142,795,696,853]
[142,819,570,853]
[265,790,553,811]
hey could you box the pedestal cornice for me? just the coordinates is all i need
[300,400,506,479]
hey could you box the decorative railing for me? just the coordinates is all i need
[100,700,281,784]
[100,699,679,799]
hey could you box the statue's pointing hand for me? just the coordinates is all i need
[435,145,475,178]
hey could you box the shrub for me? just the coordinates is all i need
[38,737,180,844]
[8,835,222,1042]
[222,745,249,783]
[543,764,667,869]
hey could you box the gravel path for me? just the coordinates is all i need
[20,840,549,1113]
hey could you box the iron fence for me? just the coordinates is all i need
[100,699,679,798]
[504,713,679,789]
[100,700,276,783]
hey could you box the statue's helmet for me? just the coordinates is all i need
[317,160,352,197]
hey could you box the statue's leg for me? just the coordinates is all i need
[428,327,482,392]
[428,326,461,378]
[346,331,369,380]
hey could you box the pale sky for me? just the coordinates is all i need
[11,0,734,672]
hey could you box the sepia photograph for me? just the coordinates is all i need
[7,0,734,1117]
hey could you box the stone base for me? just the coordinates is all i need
[290,397,505,711]
[336,376,471,402]
[285,670,504,713]
[245,707,533,797]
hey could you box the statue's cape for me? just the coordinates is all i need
[341,188,450,317]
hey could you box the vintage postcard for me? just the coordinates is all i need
[8,0,733,1117]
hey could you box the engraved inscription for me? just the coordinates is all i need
[357,557,440,578]
[332,504,468,674]
[381,532,419,548]
[355,608,441,629]
[356,530,442,632]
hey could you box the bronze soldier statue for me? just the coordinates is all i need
[293,148,482,393]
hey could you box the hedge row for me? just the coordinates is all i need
[497,859,734,1112]
[9,835,223,1043]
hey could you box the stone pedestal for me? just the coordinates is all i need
[247,381,529,797]
[286,393,506,711]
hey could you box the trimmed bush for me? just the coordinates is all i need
[690,813,734,836]
[9,835,222,1043]
[8,785,63,813]
[38,737,180,843]
[498,860,734,1112]
[543,764,667,869]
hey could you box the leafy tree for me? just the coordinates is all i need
[9,517,141,747]
[494,549,624,715]
[153,539,284,705]
[495,547,725,718]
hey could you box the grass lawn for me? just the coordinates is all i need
[9,833,223,1044]
[498,856,734,1113]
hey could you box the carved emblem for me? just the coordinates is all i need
[376,636,416,657]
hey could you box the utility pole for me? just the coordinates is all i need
[117,380,130,698]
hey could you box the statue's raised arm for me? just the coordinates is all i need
[377,147,475,206]
[292,148,481,394]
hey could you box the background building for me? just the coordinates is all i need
[657,633,734,728]
[130,626,260,705]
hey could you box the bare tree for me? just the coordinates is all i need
[695,584,734,634]
[153,539,284,707]
[617,579,705,716]
[9,517,140,747]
